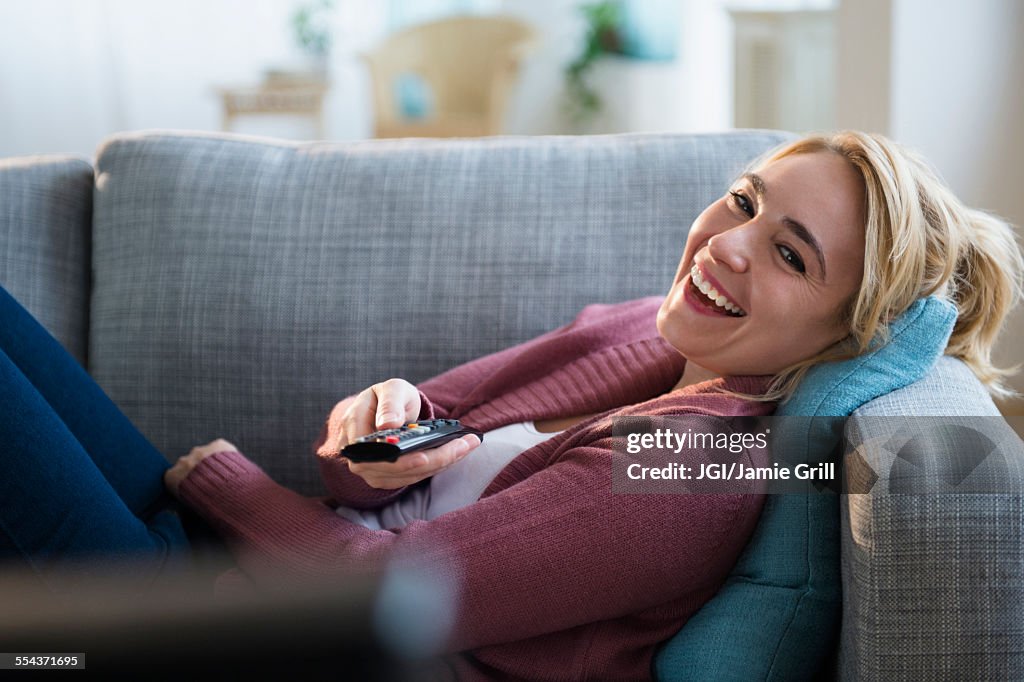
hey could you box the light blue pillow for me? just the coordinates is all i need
[394,73,433,121]
[655,296,957,681]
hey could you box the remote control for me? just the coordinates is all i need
[342,419,484,463]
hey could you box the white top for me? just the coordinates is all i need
[335,421,560,531]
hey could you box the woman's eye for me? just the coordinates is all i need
[778,245,806,273]
[729,191,754,218]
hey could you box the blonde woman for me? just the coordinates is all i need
[1,132,1020,681]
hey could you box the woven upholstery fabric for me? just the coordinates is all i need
[838,356,1024,680]
[0,156,92,364]
[89,130,791,494]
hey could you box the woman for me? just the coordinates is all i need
[1,132,1021,679]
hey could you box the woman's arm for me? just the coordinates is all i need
[176,430,764,653]
[312,298,668,509]
[310,308,580,509]
[413,300,654,417]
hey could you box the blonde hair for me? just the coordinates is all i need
[754,131,1024,401]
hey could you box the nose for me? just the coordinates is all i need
[707,225,753,273]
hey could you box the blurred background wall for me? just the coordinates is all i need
[0,0,1021,400]
[0,0,835,152]
[838,0,1024,405]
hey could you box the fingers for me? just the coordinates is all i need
[188,438,238,459]
[319,378,421,459]
[347,434,481,489]
[317,394,358,455]
[167,438,238,496]
[164,461,187,496]
[372,378,419,429]
[391,434,480,474]
[343,388,379,448]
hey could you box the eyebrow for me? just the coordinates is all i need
[742,172,828,278]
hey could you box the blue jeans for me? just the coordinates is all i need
[0,284,194,590]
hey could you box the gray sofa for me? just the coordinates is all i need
[1,130,1021,680]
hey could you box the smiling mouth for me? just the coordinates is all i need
[689,265,746,317]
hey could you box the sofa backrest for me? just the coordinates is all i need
[0,156,92,365]
[89,130,792,494]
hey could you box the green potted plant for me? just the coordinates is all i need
[290,0,335,77]
[564,1,623,126]
[564,0,681,129]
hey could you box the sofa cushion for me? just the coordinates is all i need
[0,156,92,365]
[89,130,792,493]
[655,297,958,681]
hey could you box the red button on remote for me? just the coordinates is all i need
[385,436,400,444]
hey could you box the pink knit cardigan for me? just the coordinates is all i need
[180,297,775,680]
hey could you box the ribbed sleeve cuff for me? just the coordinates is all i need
[179,450,276,520]
[178,450,365,584]
[318,452,406,509]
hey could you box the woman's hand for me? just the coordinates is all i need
[317,378,481,490]
[164,438,239,497]
[347,432,481,489]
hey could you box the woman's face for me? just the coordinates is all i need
[657,151,866,377]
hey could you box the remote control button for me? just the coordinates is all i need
[385,436,399,444]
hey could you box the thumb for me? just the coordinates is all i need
[375,400,404,429]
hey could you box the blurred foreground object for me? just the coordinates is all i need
[0,562,449,679]
[363,16,536,138]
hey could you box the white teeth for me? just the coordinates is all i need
[689,265,745,316]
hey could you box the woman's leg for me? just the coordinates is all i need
[0,345,189,586]
[0,284,171,517]
[0,284,195,586]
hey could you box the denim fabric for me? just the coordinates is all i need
[0,284,190,589]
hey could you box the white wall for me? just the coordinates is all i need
[0,1,301,157]
[835,0,890,133]
[0,0,447,156]
[0,0,744,157]
[0,0,841,156]
[837,0,1024,395]
[891,0,1024,218]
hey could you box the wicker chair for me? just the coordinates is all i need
[363,16,536,138]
